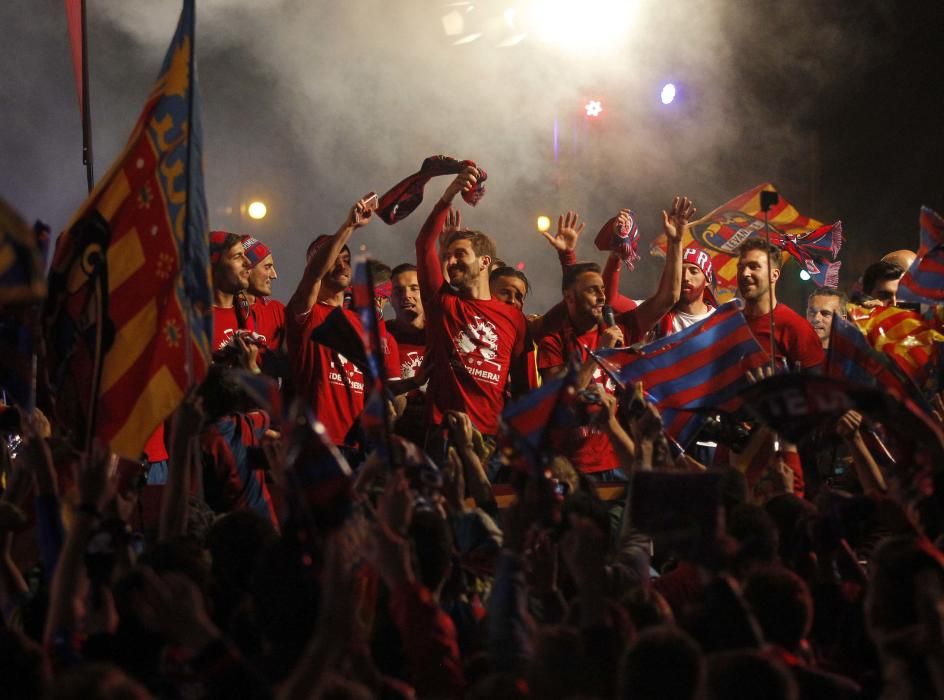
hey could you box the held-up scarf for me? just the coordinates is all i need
[772,220,844,288]
[376,155,487,225]
[594,211,640,270]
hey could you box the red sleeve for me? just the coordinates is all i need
[537,301,567,341]
[603,253,637,312]
[615,309,644,344]
[388,581,464,697]
[381,324,402,379]
[415,199,450,303]
[537,331,565,371]
[558,248,577,270]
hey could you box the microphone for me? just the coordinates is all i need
[602,305,616,328]
[601,305,621,347]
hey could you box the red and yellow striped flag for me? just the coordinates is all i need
[42,1,210,458]
[846,303,944,386]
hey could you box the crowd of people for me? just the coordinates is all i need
[2,164,944,700]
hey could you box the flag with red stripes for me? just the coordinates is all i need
[596,300,769,448]
[899,206,944,304]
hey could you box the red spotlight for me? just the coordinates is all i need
[515,261,526,270]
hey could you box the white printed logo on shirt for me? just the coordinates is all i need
[452,316,502,385]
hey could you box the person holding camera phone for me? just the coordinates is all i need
[536,197,694,480]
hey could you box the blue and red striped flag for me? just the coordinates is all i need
[899,206,944,304]
[596,300,770,447]
[501,361,578,458]
[42,0,210,458]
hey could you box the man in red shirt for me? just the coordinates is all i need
[537,197,694,478]
[285,195,376,451]
[243,236,285,353]
[737,239,824,371]
[415,166,529,440]
[386,263,427,379]
[737,239,824,496]
[210,231,259,361]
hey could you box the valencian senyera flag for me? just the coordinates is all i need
[650,184,843,295]
[42,0,210,458]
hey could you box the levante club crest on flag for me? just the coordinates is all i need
[42,0,210,458]
[650,184,843,295]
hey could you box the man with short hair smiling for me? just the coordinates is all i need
[737,239,824,371]
[489,266,529,311]
[805,287,847,350]
[209,230,254,356]
[285,195,376,451]
[414,166,529,441]
[386,262,426,379]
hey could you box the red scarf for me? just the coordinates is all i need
[377,155,487,224]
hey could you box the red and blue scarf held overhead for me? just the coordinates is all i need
[376,155,487,225]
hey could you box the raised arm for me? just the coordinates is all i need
[540,210,585,271]
[631,196,694,335]
[286,194,374,319]
[415,166,479,302]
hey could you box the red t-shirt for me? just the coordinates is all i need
[385,321,427,379]
[286,302,366,447]
[378,319,403,380]
[746,303,825,371]
[416,199,526,435]
[425,291,526,435]
[537,316,639,473]
[143,424,168,462]
[251,297,286,352]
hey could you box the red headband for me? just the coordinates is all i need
[682,247,714,283]
[242,236,271,268]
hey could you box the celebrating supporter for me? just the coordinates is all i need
[210,230,256,357]
[651,245,716,339]
[861,259,905,308]
[737,239,825,371]
[805,286,848,350]
[242,236,285,353]
[285,195,377,454]
[414,166,530,444]
[537,197,694,478]
[387,263,427,379]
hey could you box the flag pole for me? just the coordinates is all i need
[182,0,196,386]
[760,190,779,372]
[80,0,94,193]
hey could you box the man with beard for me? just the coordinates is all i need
[210,230,257,359]
[414,166,529,443]
[805,287,847,350]
[242,236,285,353]
[737,239,824,496]
[285,194,376,451]
[737,239,824,371]
[651,246,716,339]
[537,197,694,478]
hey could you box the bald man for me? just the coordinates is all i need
[881,249,916,273]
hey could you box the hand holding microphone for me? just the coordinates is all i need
[599,304,623,348]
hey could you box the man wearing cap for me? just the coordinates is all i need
[242,236,285,353]
[651,246,717,339]
[285,194,376,452]
[209,230,256,357]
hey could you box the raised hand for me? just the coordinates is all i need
[442,165,479,204]
[347,192,377,229]
[614,208,633,235]
[440,208,463,246]
[541,210,585,252]
[662,196,696,244]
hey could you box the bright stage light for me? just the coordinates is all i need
[799,269,812,281]
[661,83,676,105]
[247,201,267,220]
[585,100,603,117]
[525,0,636,53]
[536,215,551,232]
